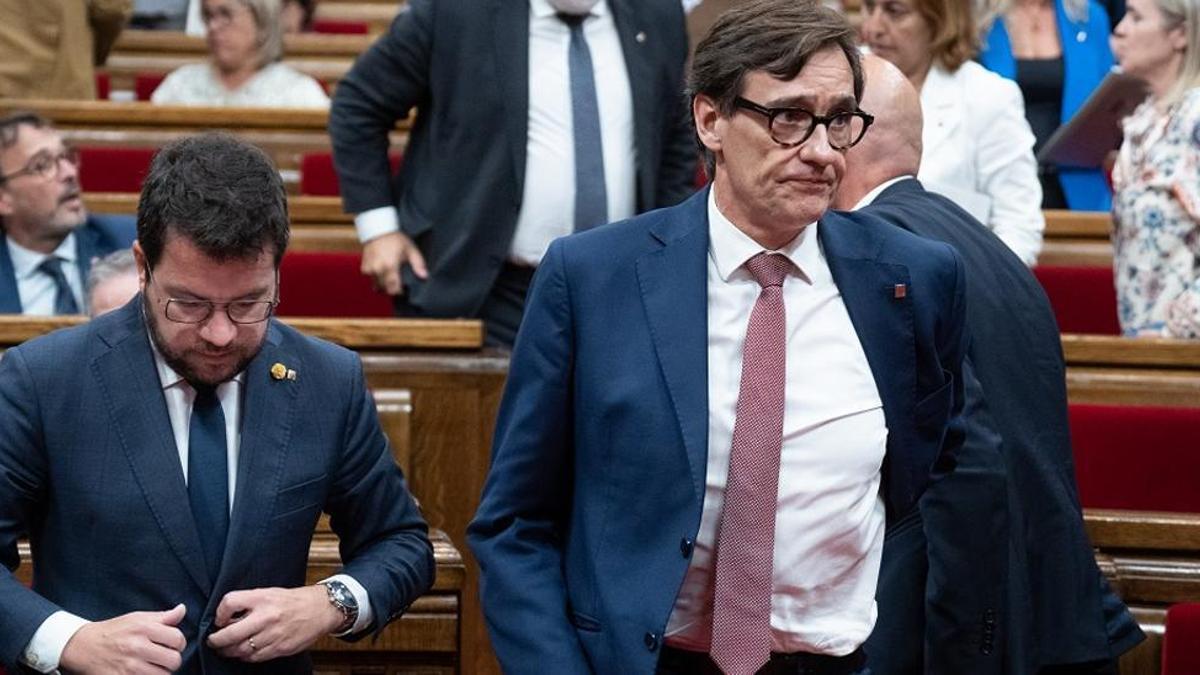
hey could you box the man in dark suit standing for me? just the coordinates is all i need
[329,0,697,346]
[0,111,135,315]
[833,54,1144,675]
[469,2,1003,672]
[0,133,434,674]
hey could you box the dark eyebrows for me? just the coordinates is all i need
[763,93,859,113]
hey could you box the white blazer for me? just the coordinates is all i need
[917,61,1045,265]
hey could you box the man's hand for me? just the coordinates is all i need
[206,586,343,662]
[59,603,186,675]
[361,231,428,296]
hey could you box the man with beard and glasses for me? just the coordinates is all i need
[0,112,135,315]
[329,0,697,347]
[0,133,435,674]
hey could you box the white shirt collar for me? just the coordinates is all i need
[850,175,914,210]
[706,185,816,285]
[530,0,609,20]
[6,233,78,281]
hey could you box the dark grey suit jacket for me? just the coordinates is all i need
[859,178,1143,674]
[0,298,435,673]
[329,0,697,318]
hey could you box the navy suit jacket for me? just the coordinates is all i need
[0,298,435,673]
[468,189,985,673]
[0,214,136,313]
[329,0,697,318]
[859,178,1143,672]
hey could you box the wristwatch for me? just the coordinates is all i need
[321,580,359,634]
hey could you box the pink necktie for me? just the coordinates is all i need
[711,252,791,675]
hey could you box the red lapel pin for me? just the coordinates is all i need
[893,283,907,299]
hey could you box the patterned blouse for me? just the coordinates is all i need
[1112,88,1200,338]
[151,62,330,109]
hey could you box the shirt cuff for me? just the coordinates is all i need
[354,207,401,244]
[22,611,90,674]
[322,574,374,637]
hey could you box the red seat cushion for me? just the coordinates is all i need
[1164,603,1200,675]
[1032,265,1120,335]
[95,72,111,100]
[299,152,402,197]
[135,73,167,101]
[1070,403,1200,512]
[312,19,369,34]
[77,146,157,193]
[276,252,394,317]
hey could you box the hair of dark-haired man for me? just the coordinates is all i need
[137,133,289,270]
[0,111,54,175]
[687,0,864,175]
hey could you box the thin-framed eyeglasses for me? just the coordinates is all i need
[732,97,874,150]
[0,146,80,185]
[146,267,278,324]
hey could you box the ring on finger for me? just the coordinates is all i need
[248,636,258,651]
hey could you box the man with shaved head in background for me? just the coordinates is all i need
[834,54,1144,675]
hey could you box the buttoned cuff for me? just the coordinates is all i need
[21,611,90,674]
[354,207,401,244]
[321,574,374,636]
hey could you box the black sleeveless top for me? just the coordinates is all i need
[1016,56,1068,208]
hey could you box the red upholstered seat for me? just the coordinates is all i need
[77,146,157,193]
[312,19,369,34]
[1032,265,1120,335]
[135,73,167,101]
[1164,603,1200,675]
[276,252,394,317]
[1070,403,1200,512]
[95,72,111,100]
[299,152,402,197]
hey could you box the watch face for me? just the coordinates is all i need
[328,581,358,610]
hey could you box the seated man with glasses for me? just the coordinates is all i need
[469,1,997,673]
[0,111,135,315]
[0,132,434,674]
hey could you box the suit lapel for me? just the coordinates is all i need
[0,238,20,313]
[636,190,709,501]
[90,299,211,594]
[212,323,298,596]
[610,0,655,209]
[818,213,916,469]
[492,0,530,199]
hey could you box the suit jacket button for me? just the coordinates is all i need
[644,631,660,651]
[680,538,694,558]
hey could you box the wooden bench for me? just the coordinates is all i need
[1040,209,1112,267]
[1063,335,1200,408]
[112,29,375,62]
[0,100,409,194]
[313,1,401,35]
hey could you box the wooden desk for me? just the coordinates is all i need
[113,30,375,61]
[1063,335,1200,407]
[1040,209,1113,267]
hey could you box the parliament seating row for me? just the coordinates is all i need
[1164,603,1200,675]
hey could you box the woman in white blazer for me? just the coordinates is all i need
[862,0,1046,265]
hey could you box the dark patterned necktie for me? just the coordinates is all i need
[37,257,79,315]
[188,385,229,581]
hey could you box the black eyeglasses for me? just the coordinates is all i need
[0,146,81,185]
[733,97,874,150]
[147,268,278,324]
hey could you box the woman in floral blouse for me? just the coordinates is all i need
[1110,0,1200,337]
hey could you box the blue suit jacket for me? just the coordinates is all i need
[0,298,435,673]
[860,179,1143,673]
[980,1,1115,211]
[0,214,137,313]
[468,189,982,673]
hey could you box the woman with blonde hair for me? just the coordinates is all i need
[977,0,1116,211]
[862,0,1046,264]
[152,0,328,107]
[1110,0,1200,337]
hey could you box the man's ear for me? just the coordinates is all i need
[0,186,14,218]
[132,240,149,291]
[693,93,725,156]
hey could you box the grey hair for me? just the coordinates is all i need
[1155,0,1200,105]
[86,249,137,296]
[222,0,284,67]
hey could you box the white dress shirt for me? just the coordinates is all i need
[5,234,84,315]
[355,0,638,264]
[664,188,889,656]
[22,343,371,673]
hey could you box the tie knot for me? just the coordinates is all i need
[193,384,220,406]
[38,256,66,276]
[744,252,792,289]
[558,11,587,28]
